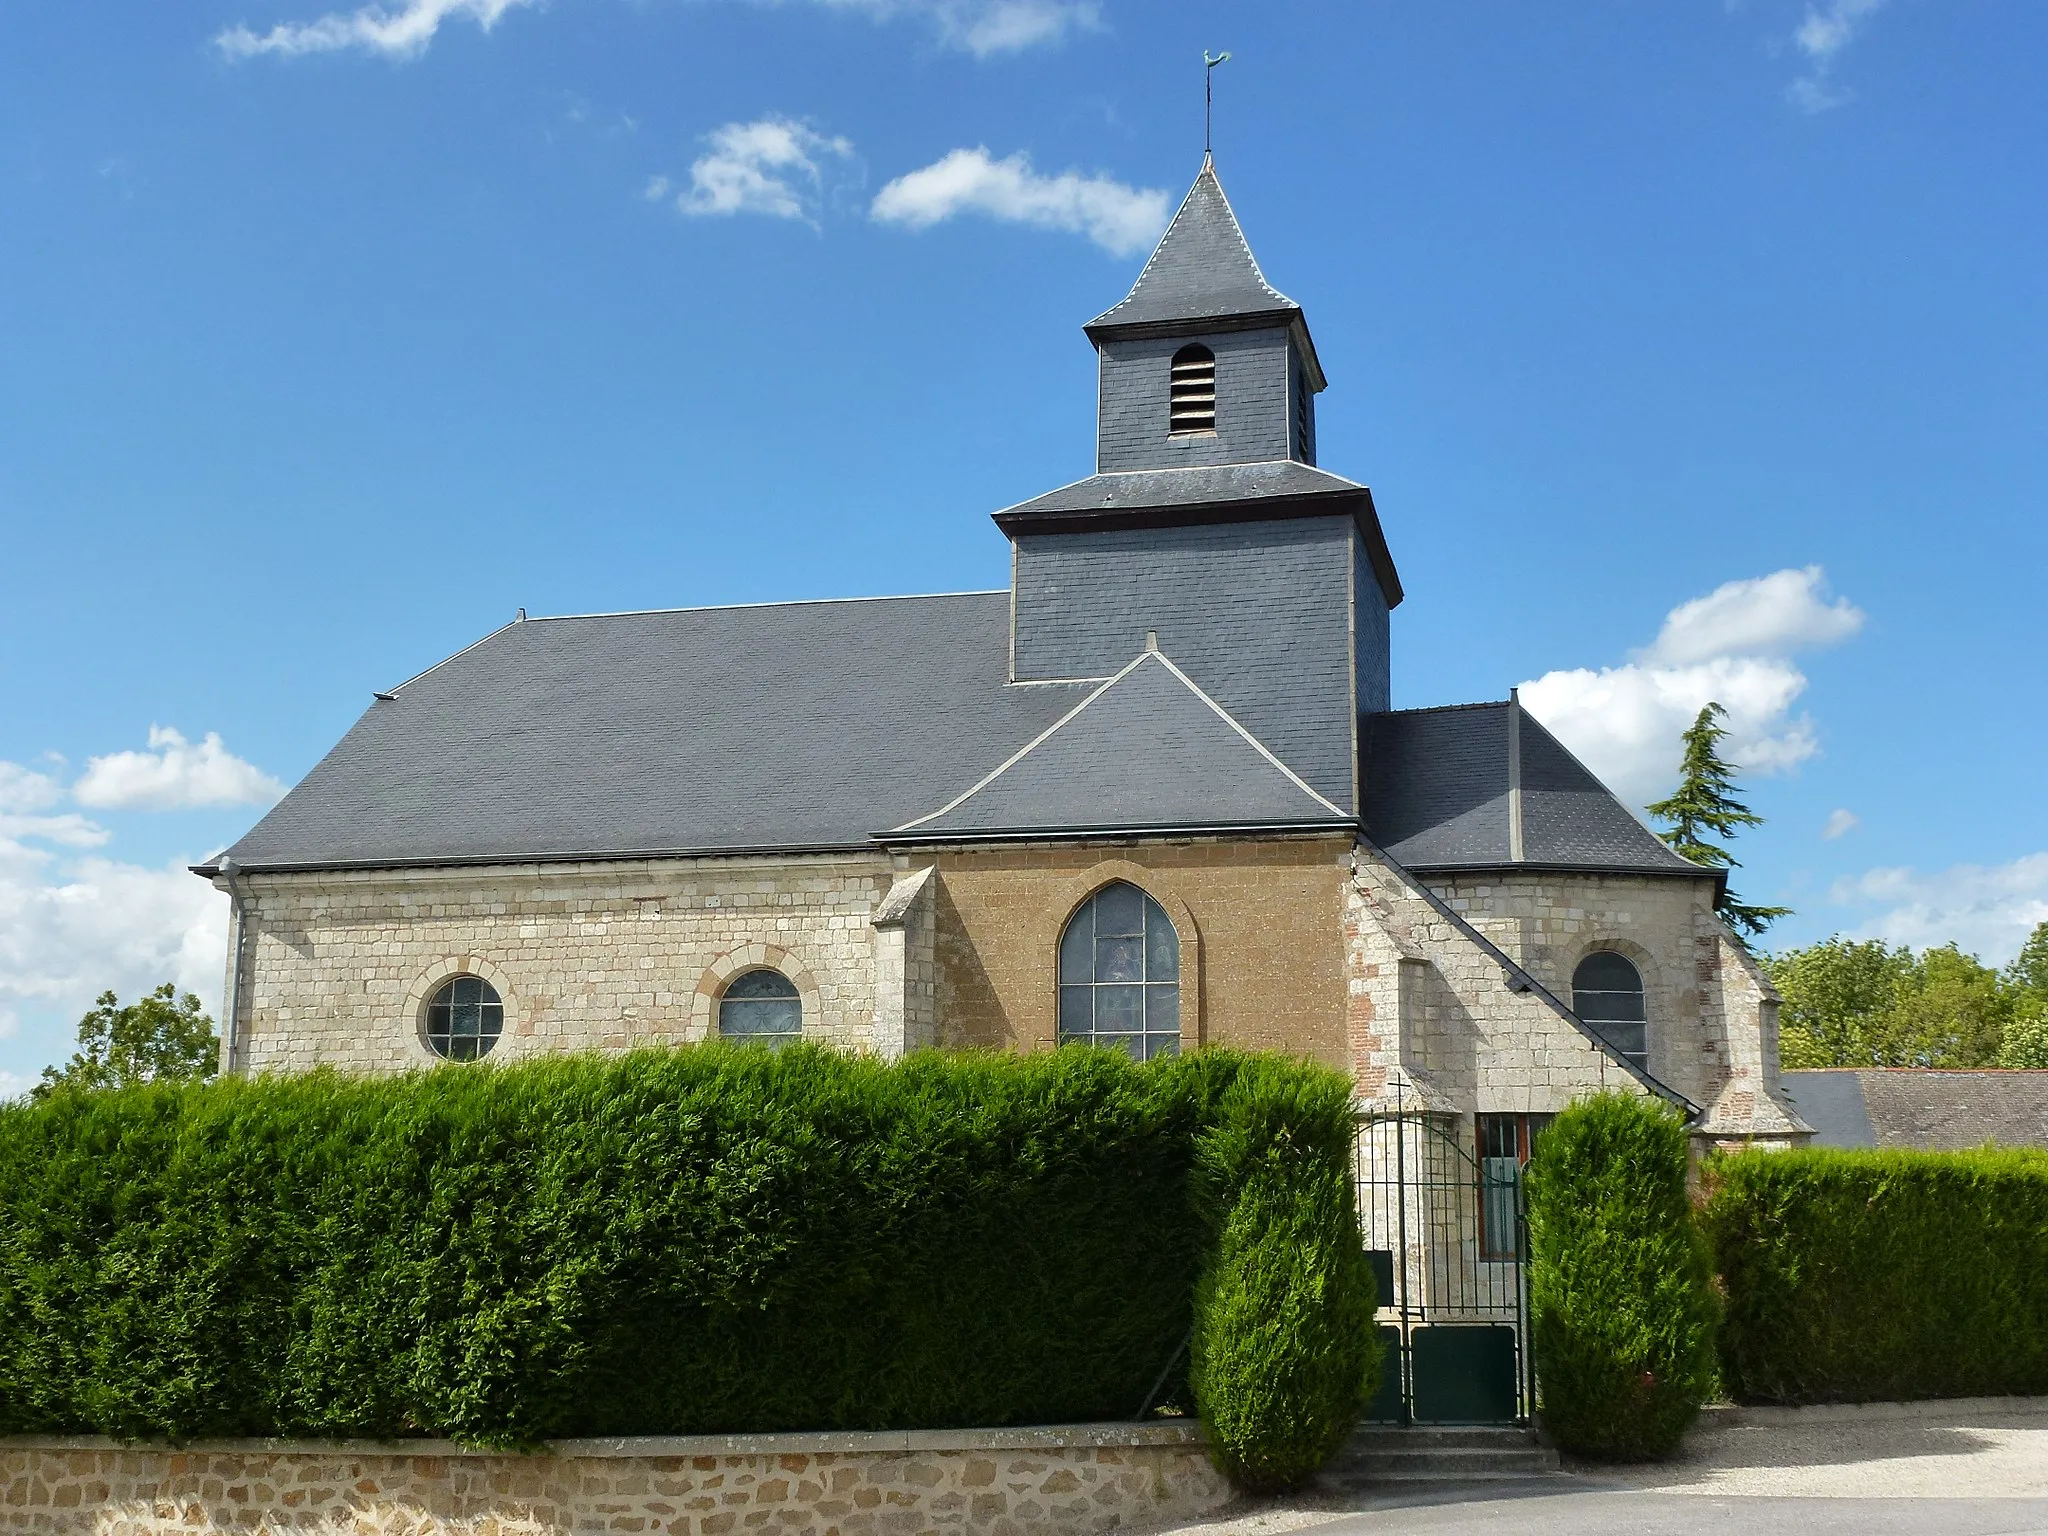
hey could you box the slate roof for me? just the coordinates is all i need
[890,650,1351,841]
[1782,1069,2048,1151]
[1359,702,1708,878]
[211,593,1099,872]
[993,461,1403,609]
[1086,158,1303,340]
[998,460,1357,520]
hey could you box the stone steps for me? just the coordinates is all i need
[1319,1425,1561,1484]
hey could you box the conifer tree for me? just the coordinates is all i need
[1647,702,1791,943]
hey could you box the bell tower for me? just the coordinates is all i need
[1083,156,1324,474]
[994,156,1398,813]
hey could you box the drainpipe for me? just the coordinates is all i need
[1506,688,1525,864]
[217,856,247,1077]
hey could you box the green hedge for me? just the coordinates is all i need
[1524,1093,1716,1460]
[0,1043,1370,1482]
[1190,1061,1377,1492]
[1704,1146,2048,1404]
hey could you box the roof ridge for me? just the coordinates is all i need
[1368,700,1510,718]
[1146,649,1349,819]
[888,653,1150,833]
[524,589,1007,624]
[1513,707,1705,872]
[1199,158,1294,309]
[889,648,1346,835]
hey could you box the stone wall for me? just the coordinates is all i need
[0,1425,1229,1536]
[1345,850,1636,1116]
[1343,849,1807,1144]
[926,836,1353,1064]
[223,836,1359,1077]
[226,853,900,1075]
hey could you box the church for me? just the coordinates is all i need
[198,158,1808,1156]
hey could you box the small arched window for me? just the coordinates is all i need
[1058,881,1181,1060]
[719,968,803,1047]
[1169,344,1216,434]
[424,975,503,1061]
[1573,952,1647,1072]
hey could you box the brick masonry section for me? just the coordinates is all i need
[0,1425,1230,1536]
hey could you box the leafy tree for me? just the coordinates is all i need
[1646,702,1791,942]
[1892,944,2011,1068]
[1999,1005,2048,1070]
[33,984,218,1099]
[1998,922,2048,1067]
[1767,937,1911,1068]
[1768,937,2023,1068]
[2006,921,2048,998]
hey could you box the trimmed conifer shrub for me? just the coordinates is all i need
[1704,1146,2048,1404]
[1189,1058,1378,1492]
[1524,1092,1715,1461]
[0,1042,1373,1485]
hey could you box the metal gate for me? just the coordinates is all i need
[1354,1107,1531,1425]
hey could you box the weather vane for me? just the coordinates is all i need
[1204,50,1231,157]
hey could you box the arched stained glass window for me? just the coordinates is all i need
[1058,881,1181,1061]
[1573,951,1647,1072]
[719,968,803,1046]
[424,975,503,1061]
[1169,344,1216,434]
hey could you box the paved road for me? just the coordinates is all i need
[1305,1488,2048,1536]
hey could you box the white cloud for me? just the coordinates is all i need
[1823,808,1859,840]
[1829,853,2048,968]
[818,0,1095,55]
[0,813,110,850]
[72,727,286,812]
[0,855,229,1022]
[654,118,855,223]
[0,762,62,815]
[216,0,1087,63]
[1641,565,1864,666]
[872,147,1170,257]
[1518,566,1863,808]
[1786,0,1887,113]
[215,0,537,60]
[0,1071,29,1102]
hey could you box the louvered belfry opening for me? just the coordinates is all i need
[1168,343,1217,434]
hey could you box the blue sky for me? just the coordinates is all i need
[2,0,2044,1089]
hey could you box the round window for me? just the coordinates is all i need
[718,969,803,1046]
[424,975,504,1061]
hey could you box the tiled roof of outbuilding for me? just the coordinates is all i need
[1360,702,1708,878]
[1782,1069,2048,1151]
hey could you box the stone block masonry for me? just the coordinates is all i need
[0,1425,1230,1536]
[227,853,904,1075]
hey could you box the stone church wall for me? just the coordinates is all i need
[229,853,898,1075]
[1344,851,1806,1145]
[925,834,1353,1065]
[1421,869,1718,1107]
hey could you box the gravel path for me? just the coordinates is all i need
[1124,1399,2048,1536]
[1591,1399,2048,1497]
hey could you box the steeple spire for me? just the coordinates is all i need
[1085,159,1300,340]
